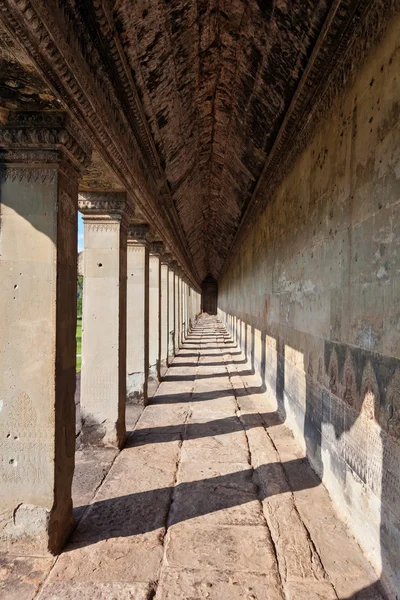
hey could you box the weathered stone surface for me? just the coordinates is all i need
[46,533,164,584]
[0,120,86,554]
[72,447,118,521]
[155,568,284,600]
[37,581,153,600]
[79,193,130,448]
[1,316,386,600]
[218,10,400,597]
[165,524,278,573]
[0,554,54,600]
[169,460,263,527]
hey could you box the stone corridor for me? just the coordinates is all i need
[4,316,384,600]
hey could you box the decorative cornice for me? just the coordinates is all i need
[0,110,91,170]
[161,252,172,265]
[0,165,57,183]
[128,223,150,244]
[220,0,398,277]
[150,241,164,256]
[78,191,133,222]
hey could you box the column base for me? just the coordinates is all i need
[148,365,160,398]
[127,372,148,405]
[80,413,125,449]
[0,502,73,556]
[159,359,168,378]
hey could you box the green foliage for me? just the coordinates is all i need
[77,275,83,318]
[76,317,82,373]
[76,275,83,372]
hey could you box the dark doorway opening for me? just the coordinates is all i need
[201,274,218,315]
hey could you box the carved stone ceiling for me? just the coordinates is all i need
[0,1,340,281]
[113,0,330,279]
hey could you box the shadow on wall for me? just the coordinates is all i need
[219,309,399,600]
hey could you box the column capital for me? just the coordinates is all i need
[78,191,134,225]
[0,110,91,174]
[128,223,151,246]
[161,252,172,265]
[150,241,164,256]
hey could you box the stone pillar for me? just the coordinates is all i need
[149,241,163,385]
[0,110,90,554]
[173,263,180,353]
[168,263,175,363]
[181,279,187,344]
[160,253,171,377]
[79,192,132,448]
[177,272,183,348]
[126,224,150,405]
[188,286,193,331]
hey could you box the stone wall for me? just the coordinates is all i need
[218,14,400,599]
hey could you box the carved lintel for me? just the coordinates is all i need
[128,223,150,245]
[0,111,92,172]
[150,241,164,256]
[78,191,134,224]
[161,252,172,265]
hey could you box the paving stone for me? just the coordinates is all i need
[182,428,250,463]
[38,581,153,599]
[155,567,284,600]
[165,524,279,573]
[72,447,118,520]
[48,531,164,584]
[6,317,384,599]
[0,554,54,600]
[169,460,264,527]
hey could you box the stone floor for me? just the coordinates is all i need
[1,316,386,599]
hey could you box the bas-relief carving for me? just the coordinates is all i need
[150,241,164,256]
[0,165,57,183]
[78,193,134,225]
[0,391,53,491]
[84,222,121,233]
[128,223,150,243]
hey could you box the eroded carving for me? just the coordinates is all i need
[0,110,91,170]
[78,192,134,222]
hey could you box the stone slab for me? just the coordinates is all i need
[155,567,284,600]
[38,581,153,600]
[181,429,250,463]
[169,460,263,527]
[48,531,164,584]
[165,524,279,573]
[0,554,54,600]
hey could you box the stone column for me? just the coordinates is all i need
[0,110,90,554]
[78,192,132,448]
[168,263,175,363]
[181,279,187,344]
[126,224,150,405]
[177,272,183,349]
[188,286,193,331]
[149,241,163,385]
[173,262,180,354]
[160,253,171,376]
